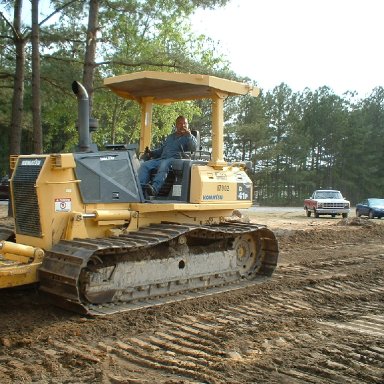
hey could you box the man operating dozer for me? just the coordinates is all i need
[138,115,197,197]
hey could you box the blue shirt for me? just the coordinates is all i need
[151,132,197,159]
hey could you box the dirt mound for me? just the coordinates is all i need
[337,216,377,227]
[275,223,384,247]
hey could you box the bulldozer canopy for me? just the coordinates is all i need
[104,71,259,104]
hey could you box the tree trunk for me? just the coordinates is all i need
[83,0,99,115]
[9,0,25,157]
[8,0,26,217]
[32,0,42,154]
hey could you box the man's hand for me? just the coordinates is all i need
[141,146,152,160]
[179,127,191,136]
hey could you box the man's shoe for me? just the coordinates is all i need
[145,184,157,197]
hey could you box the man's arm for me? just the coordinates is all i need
[149,140,167,159]
[187,133,198,152]
[178,125,198,152]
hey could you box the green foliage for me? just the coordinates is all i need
[0,0,230,164]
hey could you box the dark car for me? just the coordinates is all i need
[0,176,9,200]
[356,198,384,219]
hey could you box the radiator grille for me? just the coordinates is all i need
[323,203,345,208]
[12,158,45,237]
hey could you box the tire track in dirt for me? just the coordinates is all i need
[77,253,383,383]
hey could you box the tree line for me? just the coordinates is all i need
[0,0,383,206]
[225,85,384,205]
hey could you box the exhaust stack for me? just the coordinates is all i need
[72,81,91,152]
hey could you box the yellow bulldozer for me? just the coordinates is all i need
[0,71,278,315]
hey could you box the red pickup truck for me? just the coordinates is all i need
[304,189,350,218]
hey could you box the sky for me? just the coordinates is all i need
[191,0,384,97]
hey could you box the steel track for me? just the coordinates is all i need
[38,222,279,315]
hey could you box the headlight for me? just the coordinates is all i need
[317,203,323,208]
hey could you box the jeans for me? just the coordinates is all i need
[138,158,173,193]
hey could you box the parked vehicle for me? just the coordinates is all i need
[356,198,384,219]
[0,176,9,200]
[304,189,350,218]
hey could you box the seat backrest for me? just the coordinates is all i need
[190,129,211,160]
[191,129,201,149]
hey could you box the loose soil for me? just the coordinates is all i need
[0,205,383,384]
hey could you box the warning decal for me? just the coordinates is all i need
[54,198,72,212]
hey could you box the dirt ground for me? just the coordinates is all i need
[0,205,383,384]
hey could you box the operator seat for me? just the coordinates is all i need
[190,129,210,160]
